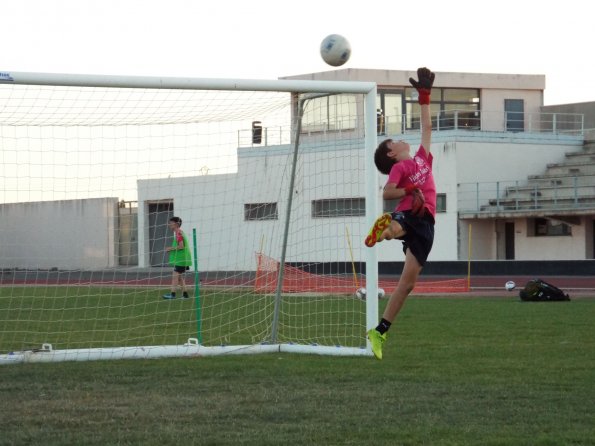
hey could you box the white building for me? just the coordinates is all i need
[137,69,592,272]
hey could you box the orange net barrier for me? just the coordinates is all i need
[254,253,469,294]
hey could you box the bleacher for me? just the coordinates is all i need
[469,141,595,217]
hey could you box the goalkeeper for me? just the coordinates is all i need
[162,216,192,300]
[364,67,437,360]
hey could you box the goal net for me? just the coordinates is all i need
[0,72,380,363]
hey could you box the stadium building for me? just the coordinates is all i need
[136,69,594,272]
[1,69,593,276]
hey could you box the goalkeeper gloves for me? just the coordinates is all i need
[409,67,435,105]
[404,185,426,217]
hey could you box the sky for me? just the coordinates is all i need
[2,0,594,106]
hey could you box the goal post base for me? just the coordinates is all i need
[0,341,372,364]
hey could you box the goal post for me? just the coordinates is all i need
[0,71,379,363]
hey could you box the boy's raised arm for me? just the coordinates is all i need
[409,67,435,155]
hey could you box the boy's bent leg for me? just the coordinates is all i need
[382,220,406,242]
[365,214,407,247]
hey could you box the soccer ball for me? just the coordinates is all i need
[355,287,367,300]
[505,281,516,291]
[355,287,385,300]
[320,34,351,67]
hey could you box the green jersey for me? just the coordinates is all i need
[169,229,192,267]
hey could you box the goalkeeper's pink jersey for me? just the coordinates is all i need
[387,145,437,217]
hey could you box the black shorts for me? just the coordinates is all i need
[173,265,190,274]
[391,210,435,267]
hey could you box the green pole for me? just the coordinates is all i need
[192,228,202,344]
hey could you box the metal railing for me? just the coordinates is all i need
[380,110,584,135]
[238,110,585,148]
[458,176,595,214]
[237,126,291,148]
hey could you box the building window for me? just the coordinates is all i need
[384,194,446,213]
[505,99,524,132]
[383,199,398,213]
[405,88,480,131]
[301,94,357,133]
[312,198,365,218]
[244,203,278,221]
[436,193,447,212]
[442,104,480,130]
[376,90,404,135]
[533,218,571,236]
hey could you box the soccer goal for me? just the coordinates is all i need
[0,71,380,363]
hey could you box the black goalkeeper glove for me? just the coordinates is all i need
[409,67,435,105]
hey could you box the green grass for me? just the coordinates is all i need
[1,295,595,445]
[0,287,365,351]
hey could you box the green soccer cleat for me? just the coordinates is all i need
[367,329,387,360]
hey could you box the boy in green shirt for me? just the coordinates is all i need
[162,216,192,299]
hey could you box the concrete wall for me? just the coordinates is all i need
[138,141,376,271]
[458,216,593,261]
[458,220,496,260]
[137,130,584,269]
[137,137,462,271]
[118,208,138,266]
[480,89,544,131]
[514,217,588,260]
[0,197,119,269]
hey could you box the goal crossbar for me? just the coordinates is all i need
[1,70,375,94]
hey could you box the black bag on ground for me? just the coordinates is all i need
[519,279,570,302]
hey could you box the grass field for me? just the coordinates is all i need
[1,294,594,445]
[0,287,365,351]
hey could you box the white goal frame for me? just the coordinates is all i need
[0,71,379,363]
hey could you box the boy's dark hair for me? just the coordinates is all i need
[169,216,182,226]
[374,139,397,175]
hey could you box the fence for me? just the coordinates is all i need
[238,110,585,147]
[458,176,595,215]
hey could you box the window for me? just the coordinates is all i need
[533,218,571,236]
[312,198,365,218]
[377,90,403,135]
[505,99,524,132]
[383,199,398,213]
[443,89,479,102]
[405,88,480,131]
[405,102,441,130]
[436,193,447,213]
[442,104,480,130]
[301,95,357,133]
[244,203,278,221]
[384,194,446,213]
